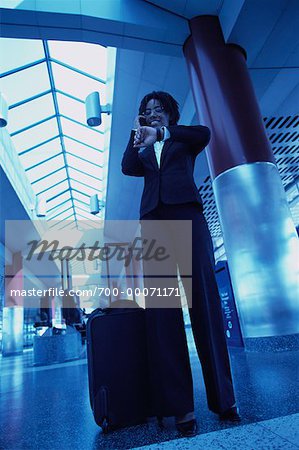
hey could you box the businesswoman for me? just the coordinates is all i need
[121,91,240,437]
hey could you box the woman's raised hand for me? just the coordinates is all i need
[134,126,157,147]
[133,115,145,130]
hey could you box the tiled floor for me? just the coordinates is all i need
[0,329,298,449]
[133,414,299,449]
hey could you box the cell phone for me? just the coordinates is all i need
[139,116,147,126]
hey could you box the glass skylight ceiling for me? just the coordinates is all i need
[0,38,114,229]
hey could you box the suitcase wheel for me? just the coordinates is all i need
[102,417,109,434]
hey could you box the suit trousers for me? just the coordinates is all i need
[140,201,236,417]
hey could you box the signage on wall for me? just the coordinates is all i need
[215,260,244,348]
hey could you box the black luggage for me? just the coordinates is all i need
[86,299,149,432]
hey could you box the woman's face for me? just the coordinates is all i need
[143,99,170,128]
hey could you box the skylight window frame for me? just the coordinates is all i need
[48,206,74,221]
[25,152,65,172]
[1,37,113,228]
[9,89,53,110]
[60,113,104,134]
[19,135,60,156]
[66,151,103,169]
[64,134,104,153]
[69,178,100,193]
[11,115,57,137]
[0,58,46,79]
[36,180,69,197]
[31,166,66,185]
[68,166,103,183]
[46,188,72,204]
[47,198,73,214]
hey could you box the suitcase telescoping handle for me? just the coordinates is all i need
[104,242,136,306]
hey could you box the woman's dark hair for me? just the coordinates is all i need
[138,91,180,125]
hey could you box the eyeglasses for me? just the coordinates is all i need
[142,106,165,117]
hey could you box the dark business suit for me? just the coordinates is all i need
[121,125,236,417]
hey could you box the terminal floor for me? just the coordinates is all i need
[0,329,298,450]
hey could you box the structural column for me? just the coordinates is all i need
[184,16,299,338]
[3,252,24,355]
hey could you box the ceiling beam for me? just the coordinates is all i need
[43,40,78,228]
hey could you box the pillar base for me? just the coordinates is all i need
[2,307,24,356]
[213,162,299,338]
[244,333,299,352]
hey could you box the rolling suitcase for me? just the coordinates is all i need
[86,299,149,432]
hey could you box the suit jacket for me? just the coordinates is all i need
[121,125,211,218]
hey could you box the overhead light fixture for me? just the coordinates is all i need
[90,194,100,215]
[36,197,47,217]
[85,91,111,127]
[0,93,8,127]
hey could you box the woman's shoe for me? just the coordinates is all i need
[219,406,241,422]
[175,418,198,437]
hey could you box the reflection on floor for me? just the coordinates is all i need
[0,329,298,450]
